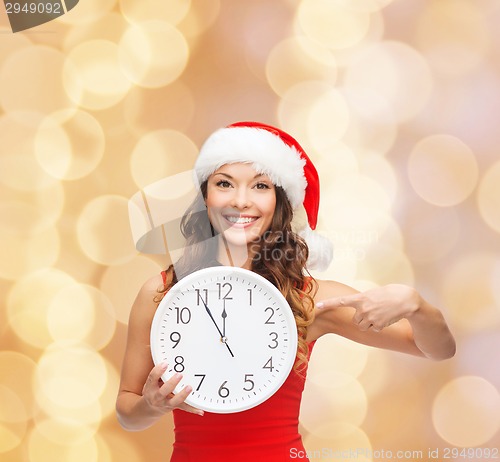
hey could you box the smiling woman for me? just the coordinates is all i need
[116,122,455,462]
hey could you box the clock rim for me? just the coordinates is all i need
[150,265,299,414]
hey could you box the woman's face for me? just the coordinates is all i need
[205,163,276,247]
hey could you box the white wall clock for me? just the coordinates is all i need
[150,266,298,413]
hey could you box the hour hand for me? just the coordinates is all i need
[200,298,234,357]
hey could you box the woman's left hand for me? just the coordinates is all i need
[316,284,421,333]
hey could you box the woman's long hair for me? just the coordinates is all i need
[155,179,317,373]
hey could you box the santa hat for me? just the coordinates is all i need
[194,121,333,271]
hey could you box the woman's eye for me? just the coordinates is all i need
[216,180,232,188]
[255,182,271,190]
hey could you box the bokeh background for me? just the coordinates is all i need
[1,0,500,460]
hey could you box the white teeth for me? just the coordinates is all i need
[225,216,258,224]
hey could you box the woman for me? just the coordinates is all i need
[116,122,456,461]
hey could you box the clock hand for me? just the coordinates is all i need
[221,303,227,339]
[200,298,234,358]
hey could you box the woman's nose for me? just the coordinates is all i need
[230,187,251,209]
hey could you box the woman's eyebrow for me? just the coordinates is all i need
[213,172,233,179]
[213,172,267,179]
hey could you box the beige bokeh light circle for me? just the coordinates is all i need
[441,252,500,333]
[3,203,56,241]
[0,352,37,418]
[477,160,500,233]
[0,351,36,453]
[359,243,415,286]
[307,88,351,150]
[344,41,433,122]
[303,424,372,462]
[119,20,189,88]
[433,376,500,447]
[120,0,191,25]
[297,0,371,50]
[0,45,77,114]
[408,135,479,207]
[63,40,132,110]
[47,283,116,350]
[307,335,369,381]
[404,202,461,264]
[0,26,31,62]
[265,36,337,98]
[416,1,490,76]
[278,80,335,145]
[77,195,137,266]
[123,81,195,135]
[301,371,368,435]
[28,426,98,462]
[0,111,66,192]
[7,269,76,349]
[334,0,395,12]
[96,431,142,462]
[100,255,163,324]
[35,343,108,410]
[34,417,98,447]
[0,385,27,453]
[0,209,60,280]
[35,110,105,181]
[130,129,198,188]
[342,88,397,155]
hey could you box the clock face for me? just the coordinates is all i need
[150,266,298,413]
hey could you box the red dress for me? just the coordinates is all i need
[169,342,314,461]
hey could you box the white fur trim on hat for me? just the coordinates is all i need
[194,127,307,209]
[298,225,333,272]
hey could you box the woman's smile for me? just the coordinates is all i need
[223,213,260,227]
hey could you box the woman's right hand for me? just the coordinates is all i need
[142,362,205,416]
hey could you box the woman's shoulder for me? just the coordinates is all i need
[312,278,359,301]
[141,266,174,293]
[129,270,172,321]
[140,272,165,295]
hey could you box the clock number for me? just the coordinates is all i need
[268,332,278,349]
[243,374,255,391]
[263,357,274,372]
[217,282,233,300]
[175,307,191,324]
[195,288,208,306]
[264,307,275,324]
[174,356,185,373]
[194,374,206,391]
[170,331,181,348]
[247,288,253,306]
[218,381,230,398]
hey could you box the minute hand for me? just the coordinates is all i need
[200,298,235,358]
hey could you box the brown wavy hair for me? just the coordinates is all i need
[155,180,317,373]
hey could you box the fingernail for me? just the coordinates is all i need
[160,361,168,369]
[197,410,204,417]
[173,373,182,380]
[316,302,324,309]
